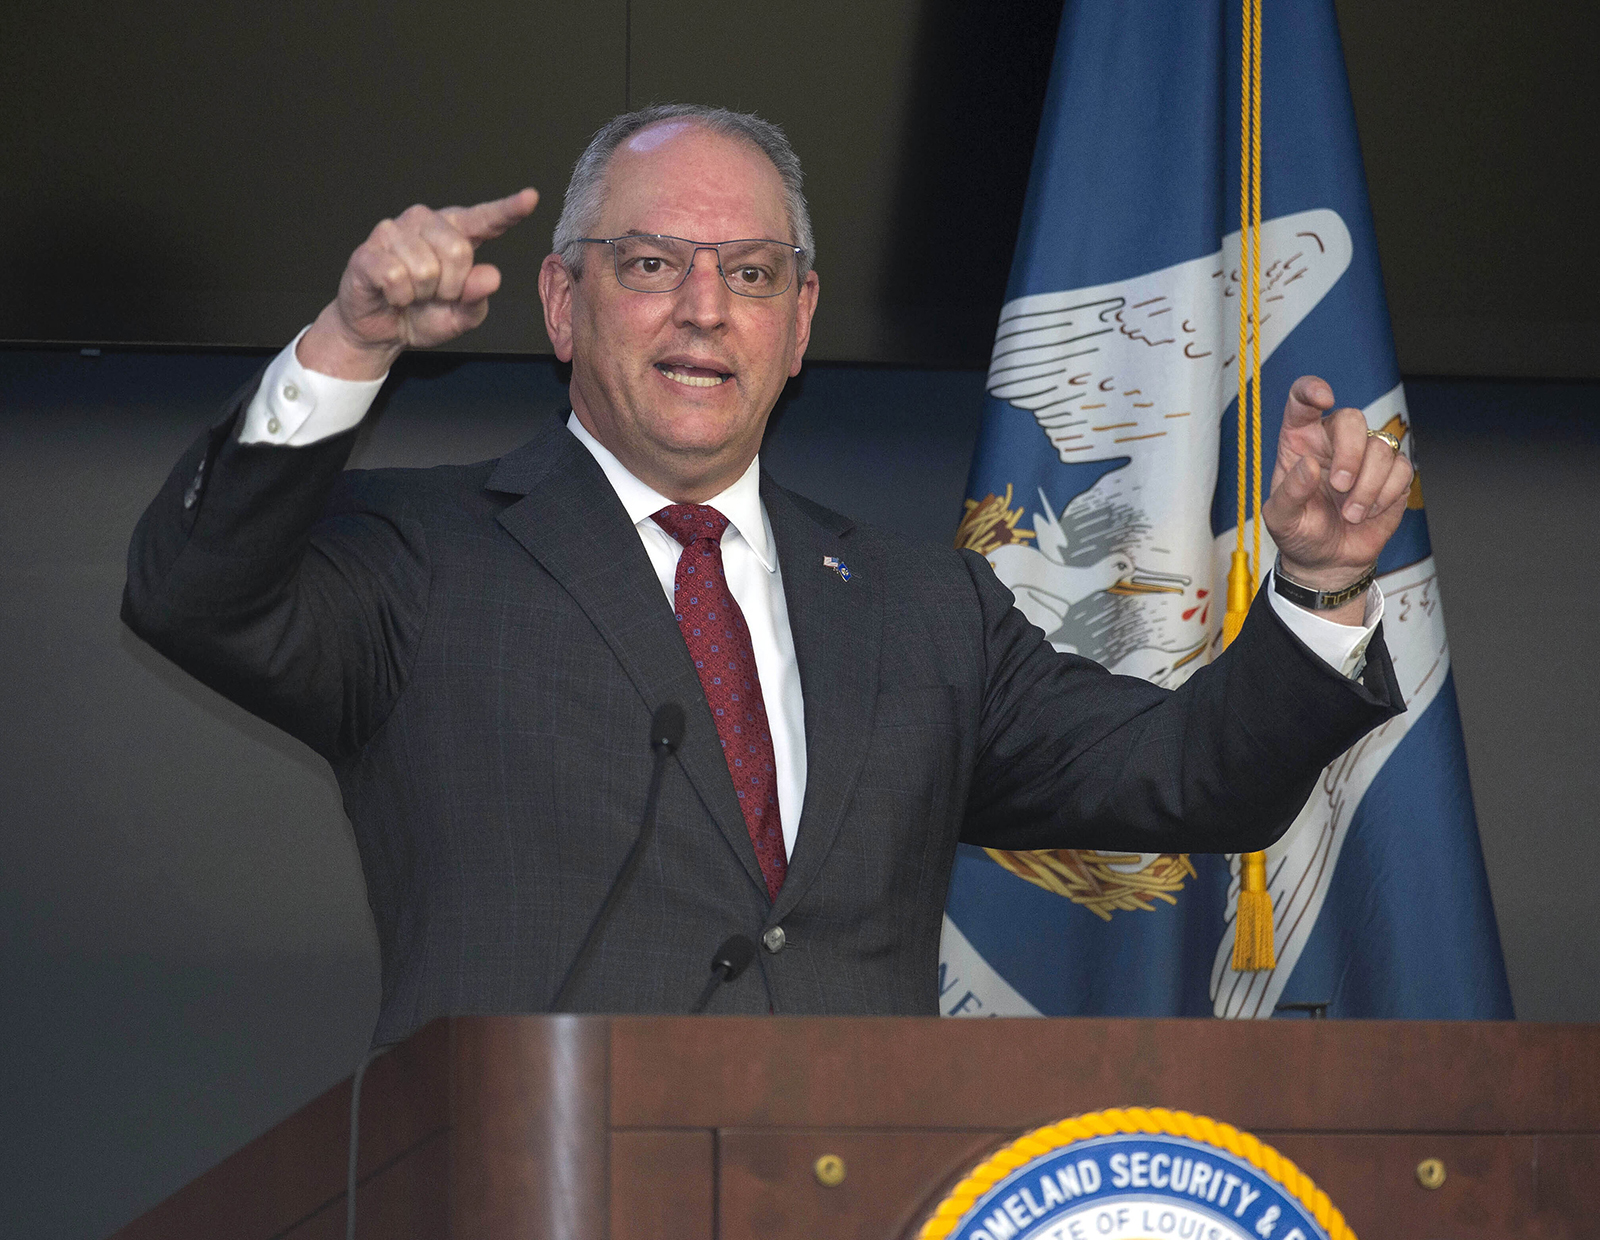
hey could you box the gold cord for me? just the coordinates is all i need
[1230,0,1275,972]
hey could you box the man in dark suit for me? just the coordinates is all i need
[123,106,1413,1044]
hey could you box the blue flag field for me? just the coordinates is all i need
[938,0,1513,1019]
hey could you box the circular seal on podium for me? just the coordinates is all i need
[918,1107,1353,1240]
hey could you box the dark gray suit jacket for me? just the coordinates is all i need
[123,396,1402,1043]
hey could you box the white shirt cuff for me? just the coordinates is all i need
[1266,570,1384,680]
[239,326,388,446]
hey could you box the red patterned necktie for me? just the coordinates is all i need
[652,504,787,901]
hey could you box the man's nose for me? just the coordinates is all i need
[674,246,731,328]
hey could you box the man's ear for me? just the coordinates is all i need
[788,269,820,378]
[539,253,576,362]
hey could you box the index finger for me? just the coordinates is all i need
[439,188,540,244]
[1280,374,1336,430]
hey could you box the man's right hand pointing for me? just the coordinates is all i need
[297,188,540,381]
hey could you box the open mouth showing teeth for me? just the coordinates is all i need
[656,363,731,388]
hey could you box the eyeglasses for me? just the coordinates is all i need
[576,234,805,298]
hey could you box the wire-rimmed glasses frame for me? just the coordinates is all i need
[575,234,806,298]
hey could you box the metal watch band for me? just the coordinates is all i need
[1271,555,1375,610]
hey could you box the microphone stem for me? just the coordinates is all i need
[548,746,671,1012]
[690,964,732,1015]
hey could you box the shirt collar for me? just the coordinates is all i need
[565,411,775,572]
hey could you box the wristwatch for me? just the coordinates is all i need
[1271,554,1375,610]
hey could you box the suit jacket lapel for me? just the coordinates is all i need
[487,419,769,897]
[762,477,882,922]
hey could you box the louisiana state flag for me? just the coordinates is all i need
[938,0,1513,1019]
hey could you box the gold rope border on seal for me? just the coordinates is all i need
[915,1106,1355,1240]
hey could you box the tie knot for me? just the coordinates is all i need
[653,503,729,549]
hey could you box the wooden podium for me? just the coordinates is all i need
[112,1016,1598,1239]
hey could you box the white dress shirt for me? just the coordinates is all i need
[240,330,1384,855]
[563,414,808,860]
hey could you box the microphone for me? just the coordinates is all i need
[690,935,758,1014]
[648,704,686,755]
[549,703,685,1012]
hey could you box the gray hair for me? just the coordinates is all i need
[551,103,814,282]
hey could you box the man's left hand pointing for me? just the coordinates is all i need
[1262,375,1414,622]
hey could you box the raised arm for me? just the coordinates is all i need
[960,553,1403,856]
[122,190,539,758]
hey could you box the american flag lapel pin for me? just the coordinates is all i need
[823,555,852,581]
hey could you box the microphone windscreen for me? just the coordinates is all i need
[712,934,758,981]
[650,702,686,754]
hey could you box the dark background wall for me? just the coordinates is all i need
[2,0,1596,373]
[2,0,1597,1237]
[0,0,1063,365]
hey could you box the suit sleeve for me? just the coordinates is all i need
[121,373,429,760]
[958,548,1404,854]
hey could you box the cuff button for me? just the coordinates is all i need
[266,416,281,435]
[282,383,300,402]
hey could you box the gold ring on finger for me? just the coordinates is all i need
[1366,428,1401,452]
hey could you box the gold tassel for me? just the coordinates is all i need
[1220,549,1255,649]
[1231,850,1277,970]
[1221,550,1275,971]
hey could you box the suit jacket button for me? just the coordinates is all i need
[762,926,786,954]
